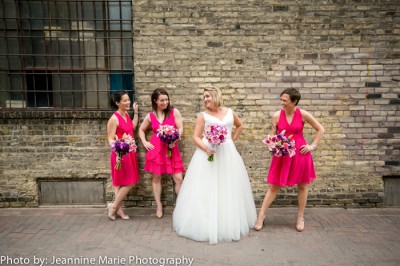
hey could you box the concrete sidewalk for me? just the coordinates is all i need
[0,207,399,266]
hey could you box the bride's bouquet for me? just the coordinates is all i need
[263,130,295,157]
[156,125,180,157]
[111,133,137,170]
[204,125,228,162]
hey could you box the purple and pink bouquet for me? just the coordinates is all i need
[204,124,228,162]
[156,125,180,157]
[263,130,296,157]
[111,133,137,170]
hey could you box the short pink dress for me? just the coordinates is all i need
[144,108,185,175]
[267,108,316,186]
[110,112,140,186]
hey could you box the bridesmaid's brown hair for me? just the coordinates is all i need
[151,88,173,120]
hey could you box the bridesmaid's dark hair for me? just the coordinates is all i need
[110,90,129,110]
[281,88,301,106]
[151,88,173,119]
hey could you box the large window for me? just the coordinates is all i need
[0,0,133,109]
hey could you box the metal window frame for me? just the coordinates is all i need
[0,0,134,110]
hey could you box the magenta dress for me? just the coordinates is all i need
[110,112,140,186]
[267,108,316,186]
[144,108,185,175]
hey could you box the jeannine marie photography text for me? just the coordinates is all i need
[0,255,194,266]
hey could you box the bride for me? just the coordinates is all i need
[173,86,256,244]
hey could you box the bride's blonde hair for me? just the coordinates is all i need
[203,86,223,108]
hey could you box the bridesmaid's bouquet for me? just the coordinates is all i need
[263,130,296,157]
[204,125,228,162]
[111,133,137,170]
[157,125,180,157]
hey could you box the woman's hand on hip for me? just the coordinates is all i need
[300,144,315,154]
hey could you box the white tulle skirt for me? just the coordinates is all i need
[173,139,257,244]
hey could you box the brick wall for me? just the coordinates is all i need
[0,0,399,208]
[0,111,108,207]
[133,0,400,208]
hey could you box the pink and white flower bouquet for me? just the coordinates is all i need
[111,133,137,170]
[204,124,228,162]
[156,125,180,157]
[263,130,296,157]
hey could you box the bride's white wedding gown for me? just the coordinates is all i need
[173,108,257,244]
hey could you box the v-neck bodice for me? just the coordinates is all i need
[149,108,176,133]
[114,112,134,139]
[277,108,306,148]
[278,108,302,133]
[202,108,233,140]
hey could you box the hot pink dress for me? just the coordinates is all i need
[267,108,316,186]
[110,112,140,186]
[144,108,185,175]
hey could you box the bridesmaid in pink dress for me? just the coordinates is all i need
[106,91,140,221]
[255,88,324,232]
[138,89,185,218]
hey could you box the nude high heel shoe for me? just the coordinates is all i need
[117,208,130,220]
[156,206,163,219]
[254,217,265,231]
[296,217,305,232]
[107,203,117,221]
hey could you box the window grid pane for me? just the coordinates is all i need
[0,0,133,109]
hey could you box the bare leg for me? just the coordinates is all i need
[108,185,134,221]
[113,186,129,219]
[113,185,134,210]
[171,172,183,195]
[113,186,121,198]
[255,185,280,230]
[296,183,308,232]
[113,187,123,212]
[152,174,163,218]
[107,186,120,221]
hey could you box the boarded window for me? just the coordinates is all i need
[383,176,400,207]
[39,180,106,205]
